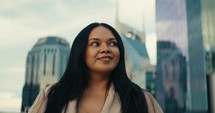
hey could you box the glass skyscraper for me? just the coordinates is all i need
[186,1,208,112]
[157,41,187,113]
[156,0,208,113]
[122,34,150,89]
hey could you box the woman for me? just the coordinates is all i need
[29,22,163,113]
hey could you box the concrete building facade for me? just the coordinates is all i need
[21,36,70,112]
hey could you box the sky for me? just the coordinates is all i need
[0,0,155,112]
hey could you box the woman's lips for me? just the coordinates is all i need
[97,56,113,62]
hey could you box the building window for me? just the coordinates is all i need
[212,52,215,70]
[52,54,55,76]
[30,56,35,85]
[60,55,63,76]
[172,60,176,79]
[36,54,39,82]
[165,65,168,79]
[44,54,47,75]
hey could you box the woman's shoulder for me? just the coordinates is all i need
[28,85,53,113]
[142,89,164,113]
[44,85,53,94]
[36,85,53,100]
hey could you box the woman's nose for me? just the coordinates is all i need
[100,44,111,53]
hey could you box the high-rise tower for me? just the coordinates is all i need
[114,0,145,42]
[21,36,70,112]
[156,0,208,113]
[202,0,215,112]
[157,41,187,113]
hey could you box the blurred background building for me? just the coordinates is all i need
[122,33,150,89]
[21,36,70,112]
[157,41,187,113]
[115,6,156,90]
[156,0,208,113]
[186,0,208,112]
[202,0,215,113]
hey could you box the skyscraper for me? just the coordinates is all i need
[122,34,150,89]
[114,0,155,89]
[114,0,145,42]
[21,36,70,112]
[186,1,208,112]
[156,0,208,113]
[157,41,187,113]
[202,1,215,112]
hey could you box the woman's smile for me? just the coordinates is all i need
[97,55,113,62]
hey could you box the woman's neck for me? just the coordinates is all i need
[86,72,109,92]
[88,78,108,90]
[79,74,109,113]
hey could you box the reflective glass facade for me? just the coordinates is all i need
[156,0,208,113]
[186,1,208,112]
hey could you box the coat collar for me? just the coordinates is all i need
[67,84,121,113]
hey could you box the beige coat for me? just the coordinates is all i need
[29,85,163,113]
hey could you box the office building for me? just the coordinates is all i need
[157,41,187,113]
[122,34,150,89]
[156,0,208,112]
[21,36,70,112]
[202,1,215,112]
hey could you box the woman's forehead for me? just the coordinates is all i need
[88,26,115,39]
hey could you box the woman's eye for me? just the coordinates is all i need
[110,42,117,46]
[91,42,99,46]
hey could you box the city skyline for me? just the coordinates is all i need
[0,0,156,112]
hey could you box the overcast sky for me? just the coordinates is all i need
[0,0,155,111]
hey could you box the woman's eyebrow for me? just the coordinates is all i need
[109,38,117,41]
[88,38,99,41]
[110,38,116,40]
[88,37,116,42]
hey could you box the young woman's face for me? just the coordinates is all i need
[85,26,120,75]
